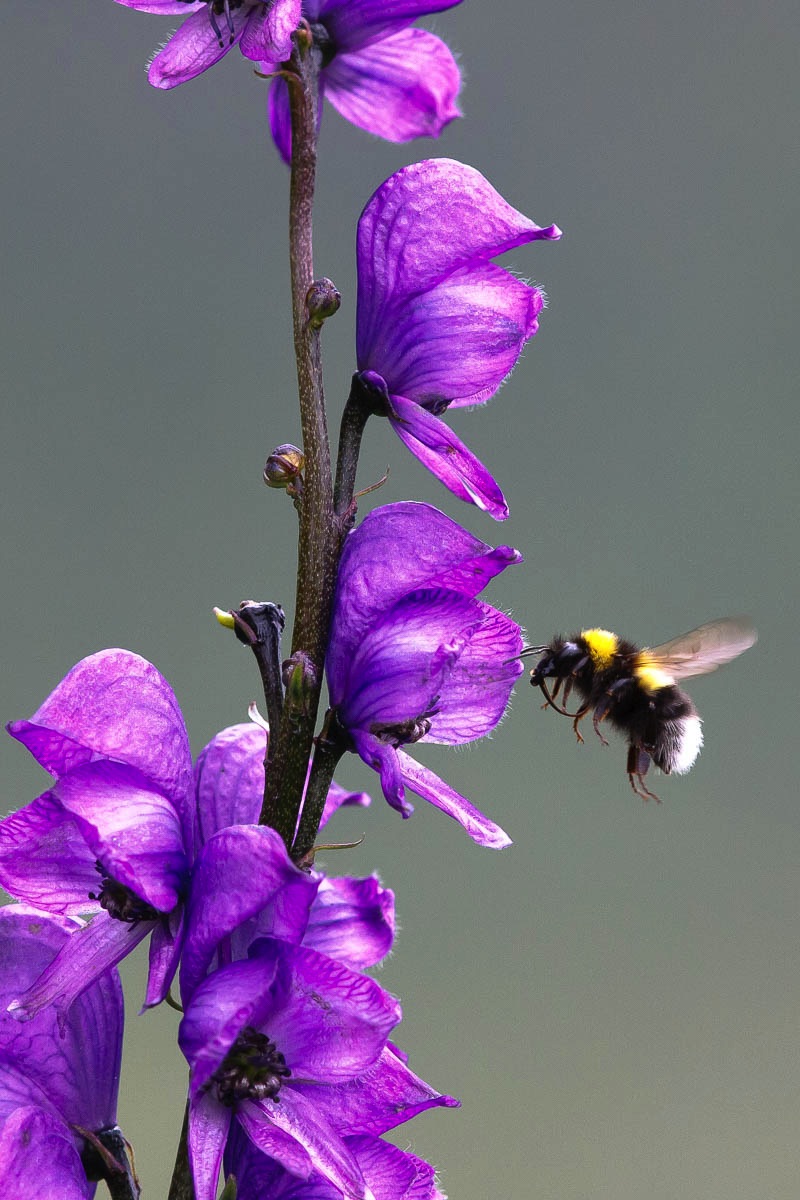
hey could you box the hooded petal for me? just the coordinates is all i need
[0,793,101,914]
[7,649,192,808]
[324,28,460,143]
[240,0,301,61]
[0,908,123,1128]
[357,159,561,365]
[305,876,395,971]
[52,761,188,912]
[368,263,545,408]
[337,589,484,728]
[147,6,247,89]
[319,0,462,50]
[396,751,511,848]
[0,1107,91,1200]
[328,502,521,686]
[179,825,318,1003]
[388,395,509,519]
[194,724,266,846]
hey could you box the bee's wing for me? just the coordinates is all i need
[645,616,757,681]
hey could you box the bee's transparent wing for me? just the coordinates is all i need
[645,616,757,680]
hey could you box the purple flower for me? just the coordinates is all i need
[179,938,456,1200]
[327,502,523,848]
[0,649,195,1020]
[181,722,394,1005]
[225,1123,445,1199]
[0,907,123,1196]
[355,158,562,519]
[115,0,302,89]
[264,1,463,164]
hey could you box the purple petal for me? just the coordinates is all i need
[367,263,545,407]
[240,0,301,61]
[53,762,188,912]
[114,0,204,11]
[235,1103,315,1183]
[243,1091,368,1200]
[338,590,484,728]
[320,0,463,50]
[397,752,512,848]
[8,910,147,1030]
[0,1107,91,1200]
[357,159,561,364]
[261,943,401,1081]
[325,28,460,142]
[194,724,266,846]
[318,781,371,830]
[305,875,395,970]
[144,906,185,1008]
[188,1091,231,1200]
[180,826,317,1003]
[328,501,521,686]
[427,606,524,742]
[0,793,101,914]
[0,908,123,1128]
[350,732,413,818]
[268,73,326,165]
[147,7,246,89]
[348,1136,439,1200]
[291,1044,458,1136]
[7,649,192,807]
[388,395,509,519]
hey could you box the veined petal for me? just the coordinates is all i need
[0,793,101,914]
[348,1135,439,1200]
[7,649,192,807]
[53,762,188,912]
[338,590,483,727]
[388,395,509,519]
[397,751,511,848]
[305,875,395,971]
[0,1107,91,1200]
[357,159,561,362]
[319,781,371,829]
[325,28,460,143]
[291,1043,459,1135]
[147,7,246,89]
[0,908,123,1127]
[144,906,184,1009]
[188,1091,231,1200]
[427,605,524,743]
[115,1,204,12]
[180,826,317,1003]
[8,910,149,1026]
[240,0,301,61]
[194,724,265,847]
[368,262,545,407]
[320,0,463,50]
[244,1091,370,1200]
[233,1103,314,1181]
[350,732,412,818]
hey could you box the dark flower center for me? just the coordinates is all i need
[210,1026,291,1106]
[88,863,159,926]
[371,710,437,747]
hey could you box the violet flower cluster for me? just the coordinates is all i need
[3,4,563,1195]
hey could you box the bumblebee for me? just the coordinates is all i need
[524,617,757,800]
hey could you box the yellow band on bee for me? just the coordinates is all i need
[634,656,674,693]
[581,628,619,668]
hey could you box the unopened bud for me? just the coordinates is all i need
[306,278,341,328]
[264,444,305,489]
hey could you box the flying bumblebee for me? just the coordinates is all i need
[524,617,757,800]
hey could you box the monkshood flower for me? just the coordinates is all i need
[355,158,562,519]
[327,501,524,848]
[114,0,302,89]
[263,0,463,165]
[0,907,123,1196]
[181,722,394,1004]
[225,1122,445,1200]
[180,938,457,1200]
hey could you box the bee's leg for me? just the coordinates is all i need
[592,677,630,746]
[571,701,592,744]
[626,744,661,803]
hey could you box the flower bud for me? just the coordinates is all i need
[264,444,305,489]
[306,278,341,328]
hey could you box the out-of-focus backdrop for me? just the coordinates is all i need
[2,3,798,1197]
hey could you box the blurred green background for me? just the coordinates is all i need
[2,2,798,1197]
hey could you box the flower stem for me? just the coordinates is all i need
[167,1102,192,1200]
[292,709,348,860]
[333,374,372,520]
[259,30,338,849]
